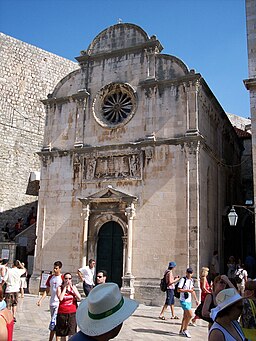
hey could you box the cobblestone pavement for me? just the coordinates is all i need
[13,295,209,340]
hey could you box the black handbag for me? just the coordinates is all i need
[194,295,214,323]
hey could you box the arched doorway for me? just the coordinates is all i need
[96,221,124,287]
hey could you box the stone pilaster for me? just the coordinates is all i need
[82,204,90,268]
[184,80,200,136]
[184,141,201,285]
[121,203,136,298]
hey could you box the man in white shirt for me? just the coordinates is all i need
[77,259,96,296]
[178,267,199,338]
[37,260,63,341]
[4,259,26,322]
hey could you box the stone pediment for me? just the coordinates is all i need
[78,186,137,205]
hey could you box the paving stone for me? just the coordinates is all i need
[13,294,208,340]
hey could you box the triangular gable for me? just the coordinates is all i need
[78,185,137,205]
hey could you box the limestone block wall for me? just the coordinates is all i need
[0,33,78,228]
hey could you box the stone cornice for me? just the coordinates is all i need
[38,134,204,157]
[41,90,90,105]
[139,73,201,88]
[75,39,163,65]
[244,78,256,90]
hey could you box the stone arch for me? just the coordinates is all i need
[91,213,127,238]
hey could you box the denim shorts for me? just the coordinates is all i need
[165,289,175,305]
[180,301,192,311]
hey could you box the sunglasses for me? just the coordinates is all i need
[97,275,103,278]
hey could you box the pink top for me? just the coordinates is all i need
[200,278,211,301]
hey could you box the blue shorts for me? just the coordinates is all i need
[165,289,175,305]
[180,301,192,311]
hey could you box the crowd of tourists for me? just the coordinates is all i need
[1,253,256,340]
[0,258,28,340]
[159,252,256,340]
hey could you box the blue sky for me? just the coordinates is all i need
[0,0,250,118]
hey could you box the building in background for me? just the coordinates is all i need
[29,23,245,303]
[0,33,78,261]
[244,0,256,258]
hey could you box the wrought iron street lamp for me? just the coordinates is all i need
[228,204,255,227]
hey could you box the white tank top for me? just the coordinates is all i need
[209,321,245,341]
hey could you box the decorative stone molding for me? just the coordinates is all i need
[82,152,142,181]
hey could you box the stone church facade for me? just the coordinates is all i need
[30,23,242,303]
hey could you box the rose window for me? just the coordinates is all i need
[102,91,133,124]
[92,83,137,128]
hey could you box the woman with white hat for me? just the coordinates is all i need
[69,282,138,341]
[208,288,246,341]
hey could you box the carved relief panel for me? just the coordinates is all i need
[73,151,143,181]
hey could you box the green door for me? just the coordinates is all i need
[96,221,124,287]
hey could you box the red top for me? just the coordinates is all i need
[58,286,78,314]
[200,278,211,301]
[0,311,14,341]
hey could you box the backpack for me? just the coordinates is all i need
[160,270,170,292]
[174,276,186,298]
[235,269,243,284]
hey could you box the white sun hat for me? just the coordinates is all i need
[76,282,139,336]
[210,288,242,321]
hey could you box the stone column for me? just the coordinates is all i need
[82,204,90,268]
[121,203,136,298]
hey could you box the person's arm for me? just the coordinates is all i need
[0,266,5,277]
[77,269,84,282]
[17,260,25,269]
[202,293,212,318]
[220,275,236,290]
[72,285,81,301]
[37,287,50,306]
[192,289,199,305]
[169,276,180,285]
[167,271,180,286]
[57,285,66,302]
[243,270,248,282]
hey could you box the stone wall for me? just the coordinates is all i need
[245,0,256,232]
[0,33,78,230]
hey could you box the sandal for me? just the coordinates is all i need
[158,316,165,320]
[171,315,179,319]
